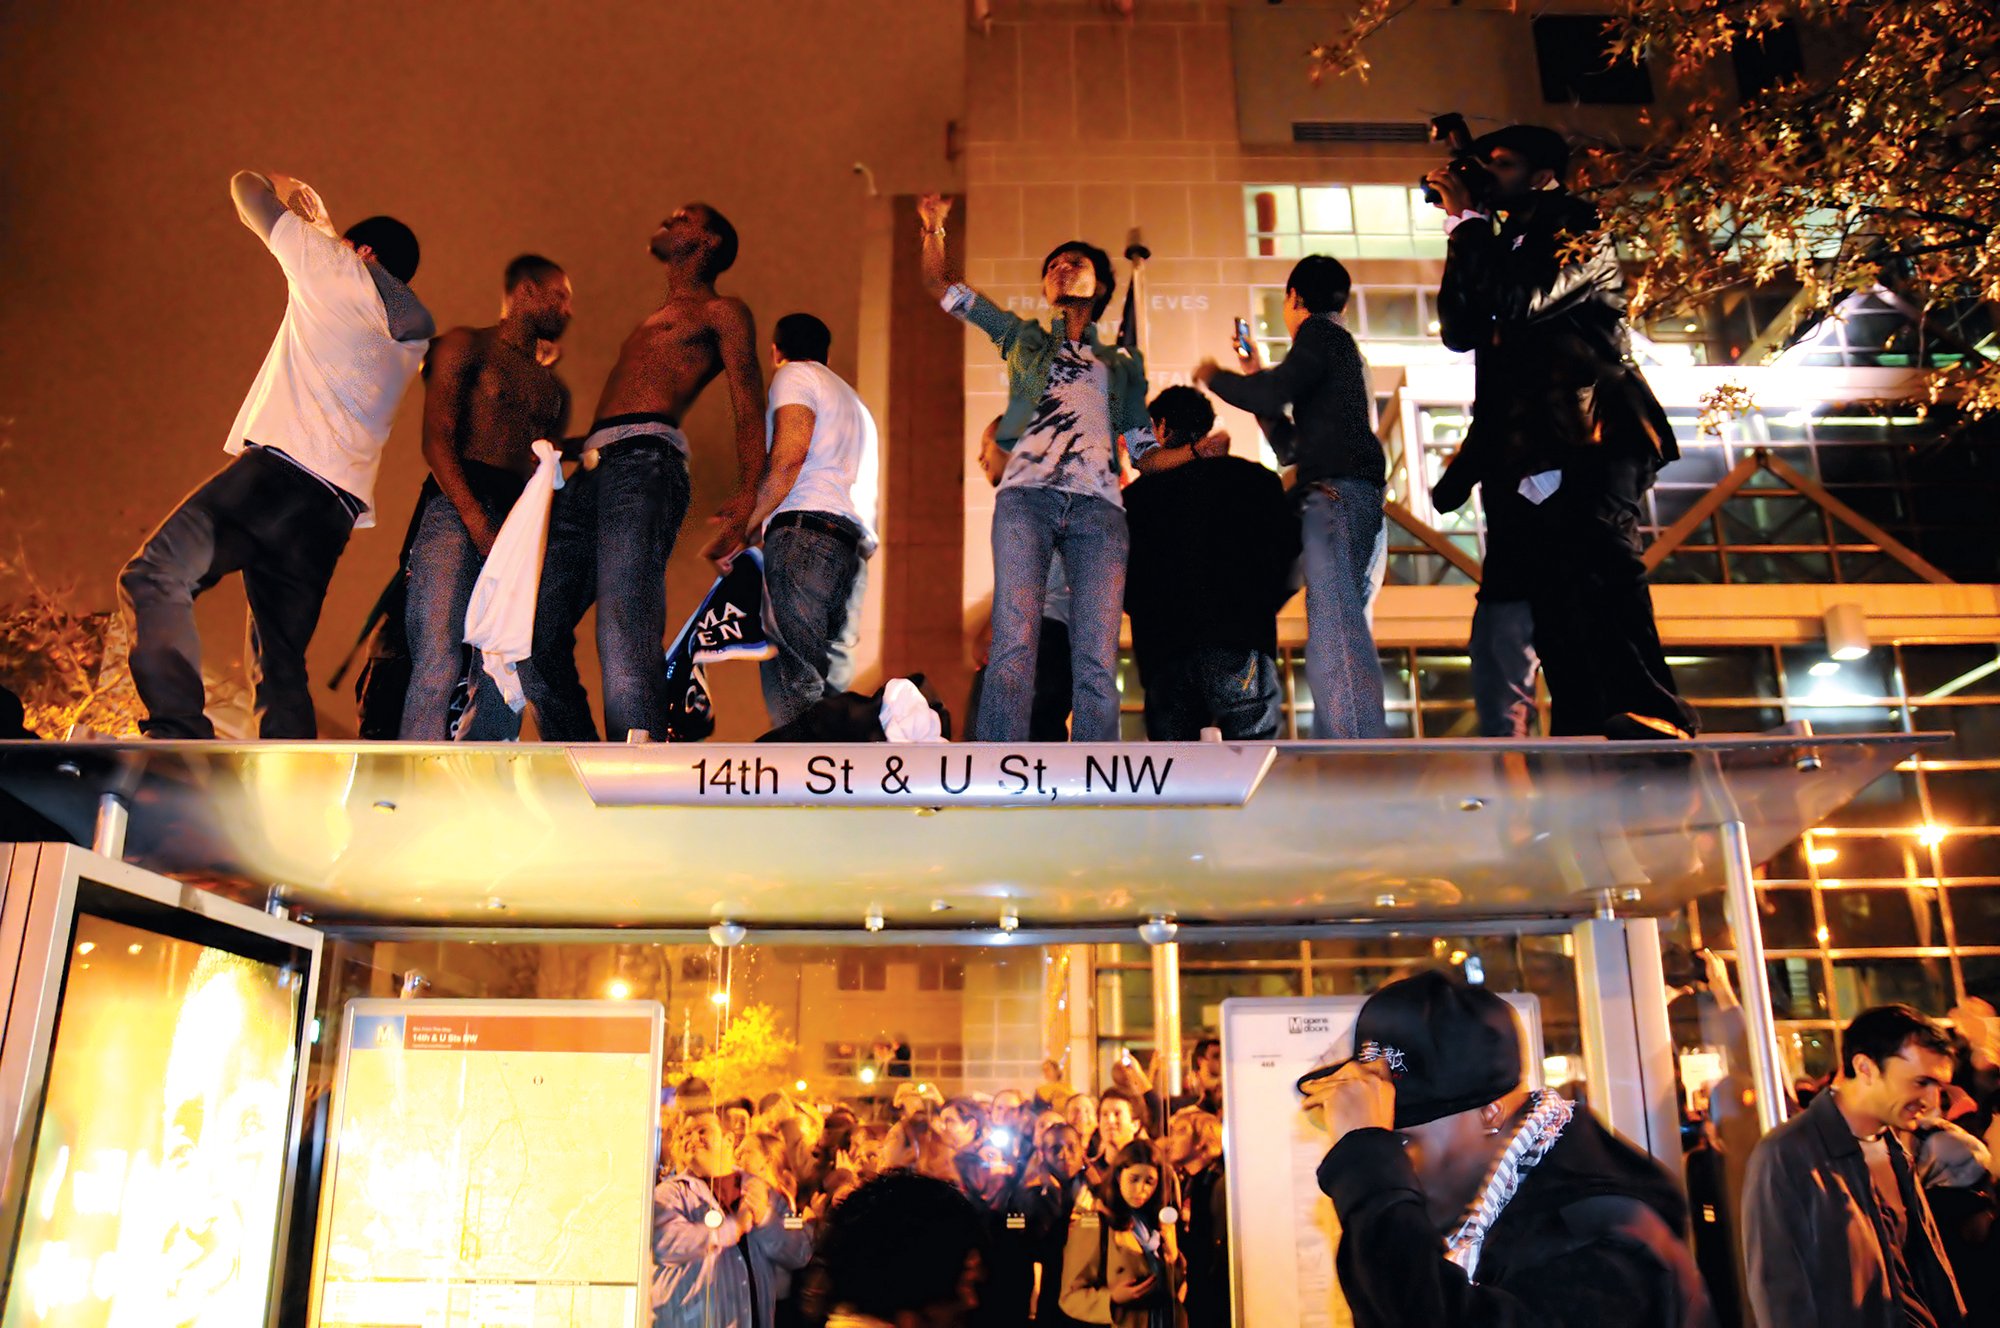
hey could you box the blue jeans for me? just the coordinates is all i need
[530,439,691,741]
[1301,480,1387,738]
[1471,597,1539,737]
[398,488,520,740]
[119,449,352,738]
[979,486,1127,742]
[1142,648,1282,741]
[760,521,867,729]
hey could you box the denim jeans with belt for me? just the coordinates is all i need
[1300,479,1387,738]
[979,486,1128,742]
[759,519,867,730]
[118,448,353,738]
[529,438,690,741]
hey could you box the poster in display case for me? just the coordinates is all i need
[0,843,322,1328]
[310,999,665,1328]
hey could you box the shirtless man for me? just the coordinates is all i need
[531,203,765,741]
[398,254,572,740]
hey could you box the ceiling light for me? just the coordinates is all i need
[1808,659,1841,677]
[606,979,632,1000]
[709,990,729,1007]
[1807,845,1839,865]
[1823,603,1870,662]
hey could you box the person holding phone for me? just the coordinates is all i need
[1195,255,1386,740]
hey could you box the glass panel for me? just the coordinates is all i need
[1903,647,2000,699]
[1308,935,1438,961]
[1782,1026,1839,1082]
[1817,771,1923,828]
[1960,955,2000,1005]
[1782,647,1896,700]
[1766,958,1831,1019]
[1244,186,1298,237]
[1831,957,1951,1017]
[1811,835,1926,881]
[1909,705,2000,761]
[1367,289,1422,339]
[1300,186,1353,233]
[1821,886,1945,949]
[1351,185,1410,235]
[1670,650,1781,702]
[1693,705,1785,736]
[1414,653,1476,703]
[1947,886,2000,945]
[1941,834,2000,879]
[1355,235,1415,259]
[1253,289,1289,340]
[1922,769,2000,828]
[1755,889,1819,948]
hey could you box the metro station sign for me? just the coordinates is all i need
[569,743,1278,808]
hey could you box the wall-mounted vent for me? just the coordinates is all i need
[1291,121,1431,144]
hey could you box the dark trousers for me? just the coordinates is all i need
[1519,449,1696,736]
[1142,647,1282,741]
[119,449,353,738]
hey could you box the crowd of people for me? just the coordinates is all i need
[647,1038,1228,1328]
[113,118,1700,746]
[646,974,2000,1328]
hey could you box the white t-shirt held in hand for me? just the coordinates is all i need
[224,209,429,527]
[765,360,880,556]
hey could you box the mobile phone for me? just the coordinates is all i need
[1232,318,1254,359]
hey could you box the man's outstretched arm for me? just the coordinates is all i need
[711,297,768,524]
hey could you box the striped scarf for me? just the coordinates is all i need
[1443,1090,1575,1280]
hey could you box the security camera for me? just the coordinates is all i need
[709,921,747,948]
[1138,915,1178,946]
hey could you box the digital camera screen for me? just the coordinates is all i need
[3,909,304,1328]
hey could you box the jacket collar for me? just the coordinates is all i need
[1803,1083,1867,1160]
[1042,310,1111,354]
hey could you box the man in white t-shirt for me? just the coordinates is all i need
[700,313,879,729]
[118,170,432,737]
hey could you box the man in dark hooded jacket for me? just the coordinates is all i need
[1427,124,1695,742]
[1307,971,1716,1328]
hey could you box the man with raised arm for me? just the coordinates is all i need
[532,203,765,741]
[918,193,1156,742]
[120,171,432,738]
[399,255,573,740]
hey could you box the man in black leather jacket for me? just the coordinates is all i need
[1428,125,1696,740]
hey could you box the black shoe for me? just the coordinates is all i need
[1603,712,1692,741]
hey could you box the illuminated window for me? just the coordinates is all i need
[1243,185,1447,261]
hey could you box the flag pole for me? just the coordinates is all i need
[1122,232,1151,359]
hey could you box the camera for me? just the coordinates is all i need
[1418,113,1497,209]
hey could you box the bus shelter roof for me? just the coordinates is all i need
[0,735,1934,934]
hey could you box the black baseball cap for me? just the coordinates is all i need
[1470,124,1572,182]
[1296,970,1522,1129]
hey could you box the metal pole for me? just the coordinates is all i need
[91,791,130,860]
[1150,939,1183,1099]
[1721,818,1788,1133]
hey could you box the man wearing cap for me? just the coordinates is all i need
[1425,124,1696,742]
[1304,970,1714,1326]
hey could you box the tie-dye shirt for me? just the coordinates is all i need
[999,337,1124,505]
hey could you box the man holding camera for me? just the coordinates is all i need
[1427,125,1696,740]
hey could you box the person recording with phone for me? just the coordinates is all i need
[1195,255,1387,740]
[1424,121,1696,741]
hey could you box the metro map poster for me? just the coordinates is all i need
[310,1001,663,1328]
